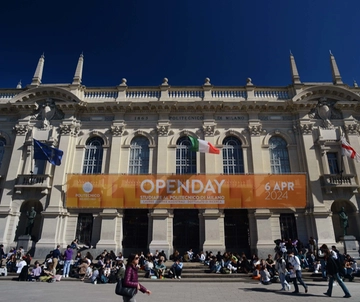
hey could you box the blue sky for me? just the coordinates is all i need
[0,0,359,88]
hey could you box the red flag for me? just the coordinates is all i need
[341,136,360,162]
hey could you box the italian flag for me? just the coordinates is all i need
[189,136,220,154]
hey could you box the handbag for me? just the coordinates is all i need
[115,278,137,297]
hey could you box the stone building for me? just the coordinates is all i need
[0,52,359,258]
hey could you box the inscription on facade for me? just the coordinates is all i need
[169,116,246,121]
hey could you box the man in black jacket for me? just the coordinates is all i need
[323,244,351,298]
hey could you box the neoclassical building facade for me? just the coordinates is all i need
[0,53,360,258]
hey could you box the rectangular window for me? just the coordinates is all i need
[33,159,46,175]
[280,214,298,240]
[327,153,340,174]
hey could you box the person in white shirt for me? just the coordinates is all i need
[16,257,27,274]
[288,250,308,294]
[275,252,291,291]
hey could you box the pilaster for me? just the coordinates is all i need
[96,209,122,251]
[148,209,172,256]
[199,209,225,253]
[248,117,264,173]
[109,121,126,173]
[202,122,218,174]
[253,209,274,258]
[156,119,170,173]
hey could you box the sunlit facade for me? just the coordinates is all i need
[0,53,360,258]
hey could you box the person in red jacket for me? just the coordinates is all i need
[123,253,151,302]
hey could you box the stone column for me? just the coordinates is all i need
[202,123,218,174]
[299,123,324,209]
[36,120,80,255]
[253,209,274,258]
[109,121,125,173]
[156,120,170,173]
[312,211,336,245]
[0,123,29,246]
[148,209,172,256]
[248,118,263,173]
[96,209,122,251]
[200,209,225,253]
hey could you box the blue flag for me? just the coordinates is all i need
[33,139,63,166]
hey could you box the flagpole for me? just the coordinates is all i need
[340,154,343,185]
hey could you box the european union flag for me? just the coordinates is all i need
[33,139,63,166]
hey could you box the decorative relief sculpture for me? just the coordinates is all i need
[202,125,215,136]
[308,97,342,129]
[14,124,28,135]
[248,124,262,136]
[156,125,169,136]
[299,123,313,134]
[59,121,81,136]
[111,125,125,136]
[344,123,360,135]
[32,98,65,129]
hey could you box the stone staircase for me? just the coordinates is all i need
[2,261,359,283]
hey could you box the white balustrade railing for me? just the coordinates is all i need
[211,89,247,99]
[0,91,18,100]
[254,89,290,99]
[84,89,118,99]
[126,89,160,99]
[168,88,204,99]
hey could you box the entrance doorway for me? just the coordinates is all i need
[122,209,149,254]
[173,209,199,255]
[224,209,250,256]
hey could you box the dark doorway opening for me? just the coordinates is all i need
[122,209,149,255]
[280,213,298,240]
[76,213,93,246]
[173,209,199,255]
[224,209,250,256]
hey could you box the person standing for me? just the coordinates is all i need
[52,245,61,275]
[288,250,308,294]
[123,253,151,302]
[323,245,351,298]
[63,245,73,278]
[275,252,291,291]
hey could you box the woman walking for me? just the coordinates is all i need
[123,253,151,302]
[322,245,351,298]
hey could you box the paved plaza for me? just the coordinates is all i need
[0,279,359,302]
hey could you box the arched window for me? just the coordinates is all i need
[129,136,150,174]
[269,136,290,174]
[176,136,196,174]
[82,137,104,174]
[222,136,244,174]
[0,137,6,168]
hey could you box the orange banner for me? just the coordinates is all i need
[66,174,306,209]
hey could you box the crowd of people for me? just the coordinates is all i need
[0,237,359,298]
